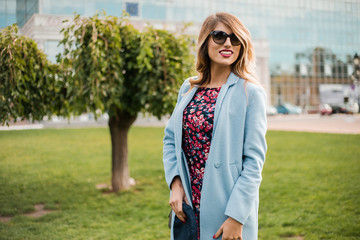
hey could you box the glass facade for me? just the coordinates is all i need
[6,0,360,106]
[16,0,38,27]
[40,0,123,17]
[125,1,139,17]
[44,40,62,63]
[0,0,16,29]
[251,0,360,106]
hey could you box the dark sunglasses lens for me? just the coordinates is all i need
[211,31,241,46]
[212,31,227,44]
[230,34,241,45]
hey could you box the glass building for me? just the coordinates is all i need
[0,0,16,29]
[2,0,360,108]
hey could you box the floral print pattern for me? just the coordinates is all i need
[182,87,221,239]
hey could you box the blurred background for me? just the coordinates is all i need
[1,0,360,117]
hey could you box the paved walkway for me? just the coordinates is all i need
[1,114,359,134]
[267,114,360,134]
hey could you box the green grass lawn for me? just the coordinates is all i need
[0,128,359,240]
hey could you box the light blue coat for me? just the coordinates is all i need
[163,72,267,240]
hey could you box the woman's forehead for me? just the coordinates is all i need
[213,22,232,34]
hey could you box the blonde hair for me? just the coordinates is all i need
[189,12,259,88]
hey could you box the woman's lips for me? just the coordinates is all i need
[219,50,233,57]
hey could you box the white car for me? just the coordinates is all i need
[266,105,278,116]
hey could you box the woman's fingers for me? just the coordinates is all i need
[183,194,190,205]
[176,200,187,222]
[214,217,243,239]
[169,177,188,223]
[170,199,187,222]
[213,225,223,239]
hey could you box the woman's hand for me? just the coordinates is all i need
[213,217,243,240]
[169,176,190,223]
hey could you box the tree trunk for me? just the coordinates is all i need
[108,109,137,192]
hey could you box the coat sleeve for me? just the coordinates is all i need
[224,86,267,224]
[163,79,189,189]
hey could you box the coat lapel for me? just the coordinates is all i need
[174,85,198,157]
[212,72,239,134]
[173,85,198,204]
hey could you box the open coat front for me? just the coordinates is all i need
[163,73,267,240]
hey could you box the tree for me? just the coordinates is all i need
[58,13,195,192]
[0,25,63,126]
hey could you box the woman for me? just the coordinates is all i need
[163,12,267,240]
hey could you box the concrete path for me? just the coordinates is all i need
[267,114,360,134]
[1,114,359,134]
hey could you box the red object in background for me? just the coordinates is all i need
[319,104,333,115]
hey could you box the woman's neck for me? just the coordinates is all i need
[205,65,231,88]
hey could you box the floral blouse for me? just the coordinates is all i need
[182,87,221,239]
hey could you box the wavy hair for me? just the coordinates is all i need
[189,12,259,89]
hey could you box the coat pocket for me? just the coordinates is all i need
[229,162,240,181]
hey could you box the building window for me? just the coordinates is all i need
[345,2,352,12]
[298,0,305,8]
[125,1,139,17]
[44,40,63,63]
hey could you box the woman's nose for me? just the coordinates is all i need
[224,37,232,47]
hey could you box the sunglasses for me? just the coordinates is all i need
[209,30,241,46]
